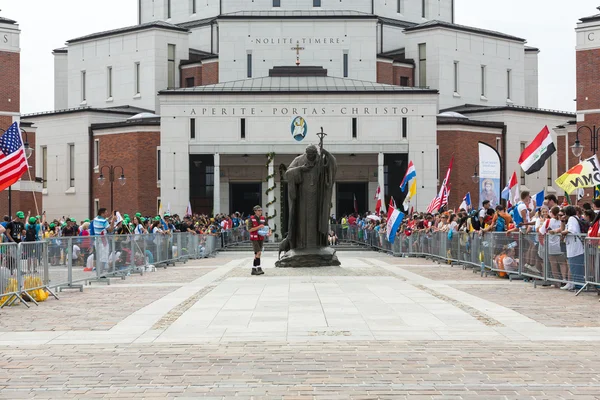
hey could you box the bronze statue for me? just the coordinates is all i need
[276,129,340,267]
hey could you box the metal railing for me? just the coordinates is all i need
[0,230,234,307]
[329,223,599,294]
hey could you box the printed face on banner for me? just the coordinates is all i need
[480,178,500,208]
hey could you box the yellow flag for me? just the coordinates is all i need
[555,155,600,194]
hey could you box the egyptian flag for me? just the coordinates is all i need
[518,126,556,175]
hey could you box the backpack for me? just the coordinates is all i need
[470,210,481,231]
[495,216,506,232]
[512,203,524,226]
[576,217,590,235]
[25,224,37,242]
[447,230,453,240]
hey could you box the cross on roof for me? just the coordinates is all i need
[290,41,305,66]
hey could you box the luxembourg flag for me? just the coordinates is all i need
[518,126,556,175]
[386,198,405,245]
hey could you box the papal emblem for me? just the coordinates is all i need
[290,116,307,141]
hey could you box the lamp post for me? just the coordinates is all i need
[571,125,599,158]
[0,126,33,218]
[471,165,479,183]
[97,165,126,211]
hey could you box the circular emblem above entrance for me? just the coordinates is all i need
[291,116,307,141]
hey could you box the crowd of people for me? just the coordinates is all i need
[0,208,251,271]
[332,191,600,291]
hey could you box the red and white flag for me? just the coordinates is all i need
[501,171,519,207]
[374,185,384,214]
[0,122,29,192]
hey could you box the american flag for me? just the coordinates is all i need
[0,122,29,192]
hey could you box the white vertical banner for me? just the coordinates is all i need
[478,142,501,208]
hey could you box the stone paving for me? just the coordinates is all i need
[1,251,600,398]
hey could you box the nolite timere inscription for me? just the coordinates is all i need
[189,106,414,117]
[253,37,343,45]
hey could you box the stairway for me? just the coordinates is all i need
[219,240,374,252]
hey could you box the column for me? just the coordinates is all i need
[267,155,275,242]
[213,153,220,215]
[378,152,385,202]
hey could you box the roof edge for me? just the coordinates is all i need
[23,106,150,119]
[66,22,189,44]
[441,104,575,118]
[404,20,526,43]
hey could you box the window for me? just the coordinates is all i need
[402,117,407,139]
[134,62,141,95]
[166,0,171,18]
[352,118,357,139]
[481,65,487,97]
[343,52,349,78]
[205,166,214,198]
[547,155,553,187]
[273,0,280,6]
[168,44,176,89]
[93,139,99,168]
[507,69,512,100]
[247,52,252,78]
[313,0,321,6]
[520,142,526,185]
[453,61,459,93]
[400,76,409,86]
[240,118,246,139]
[192,0,196,14]
[107,66,113,98]
[69,144,75,188]
[397,0,402,13]
[81,71,86,102]
[418,43,427,86]
[422,0,426,18]
[41,146,47,189]
[185,77,194,87]
[190,118,196,139]
[157,148,161,181]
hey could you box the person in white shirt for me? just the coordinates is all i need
[561,206,585,290]
[479,200,490,221]
[539,206,568,288]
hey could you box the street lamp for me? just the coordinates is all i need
[471,165,479,183]
[97,165,126,211]
[571,125,599,158]
[0,126,34,218]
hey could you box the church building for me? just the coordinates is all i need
[22,1,580,223]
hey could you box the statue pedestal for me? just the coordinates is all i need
[275,247,341,268]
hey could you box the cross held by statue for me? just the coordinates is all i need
[316,127,327,149]
[291,41,305,66]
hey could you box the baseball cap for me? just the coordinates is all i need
[29,217,36,224]
[70,218,77,223]
[16,211,24,218]
[84,219,90,223]
[253,205,262,211]
[135,212,142,218]
[49,223,55,229]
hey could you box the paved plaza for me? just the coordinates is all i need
[1,251,600,399]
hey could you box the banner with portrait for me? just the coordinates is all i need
[478,142,501,208]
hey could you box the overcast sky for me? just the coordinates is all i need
[2,0,597,114]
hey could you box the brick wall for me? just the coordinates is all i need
[438,128,503,210]
[202,62,218,85]
[393,65,414,86]
[0,189,42,217]
[577,48,600,111]
[92,130,160,216]
[0,51,19,113]
[376,61,393,84]
[181,65,202,87]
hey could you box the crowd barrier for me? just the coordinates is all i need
[0,228,249,307]
[329,224,600,294]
